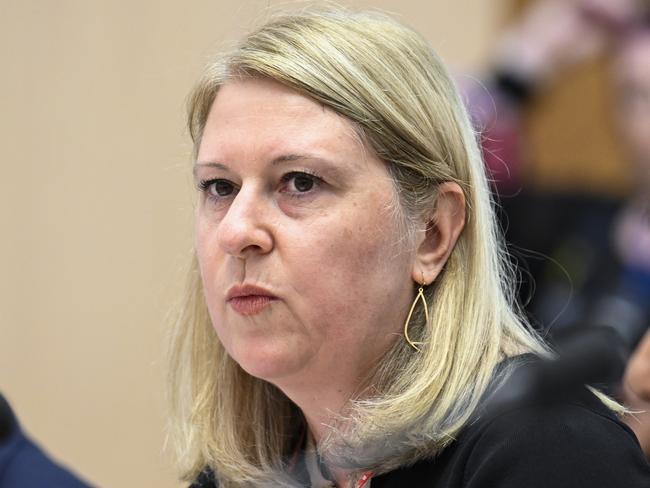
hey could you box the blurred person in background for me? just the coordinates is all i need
[0,392,93,487]
[465,0,650,458]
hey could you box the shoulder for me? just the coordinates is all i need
[0,393,93,487]
[460,388,650,488]
[373,387,650,488]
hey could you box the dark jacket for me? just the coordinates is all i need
[372,386,650,487]
[0,394,93,488]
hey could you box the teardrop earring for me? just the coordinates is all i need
[403,276,428,352]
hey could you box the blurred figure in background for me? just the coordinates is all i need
[0,393,93,487]
[466,0,650,457]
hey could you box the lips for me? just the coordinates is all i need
[226,284,278,316]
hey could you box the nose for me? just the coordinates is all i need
[216,186,274,259]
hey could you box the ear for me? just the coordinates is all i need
[411,182,466,284]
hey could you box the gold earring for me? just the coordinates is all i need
[404,276,428,352]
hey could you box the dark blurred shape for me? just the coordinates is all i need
[0,393,94,488]
[483,320,644,420]
[0,395,13,445]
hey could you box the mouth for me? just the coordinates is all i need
[226,284,279,316]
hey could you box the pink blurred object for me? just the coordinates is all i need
[615,201,650,271]
[579,0,642,33]
[459,76,525,194]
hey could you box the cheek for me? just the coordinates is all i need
[291,207,411,329]
[195,211,214,253]
[195,212,227,277]
[194,217,227,319]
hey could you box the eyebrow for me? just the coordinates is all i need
[194,153,345,176]
[271,154,321,165]
[193,161,228,177]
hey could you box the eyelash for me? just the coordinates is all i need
[197,170,323,204]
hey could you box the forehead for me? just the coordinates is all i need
[197,78,368,166]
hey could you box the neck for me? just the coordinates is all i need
[285,378,354,443]
[276,375,364,487]
[332,469,351,488]
[268,347,386,485]
[272,354,375,442]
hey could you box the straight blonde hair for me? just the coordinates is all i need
[168,7,550,487]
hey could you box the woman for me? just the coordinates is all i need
[168,8,650,487]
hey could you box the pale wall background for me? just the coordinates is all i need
[0,1,507,486]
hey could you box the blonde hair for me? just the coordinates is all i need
[168,7,549,487]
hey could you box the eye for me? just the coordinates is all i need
[198,179,236,198]
[281,171,320,193]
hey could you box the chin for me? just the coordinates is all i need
[229,338,310,383]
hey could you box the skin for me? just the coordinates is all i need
[623,330,650,456]
[194,78,465,486]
